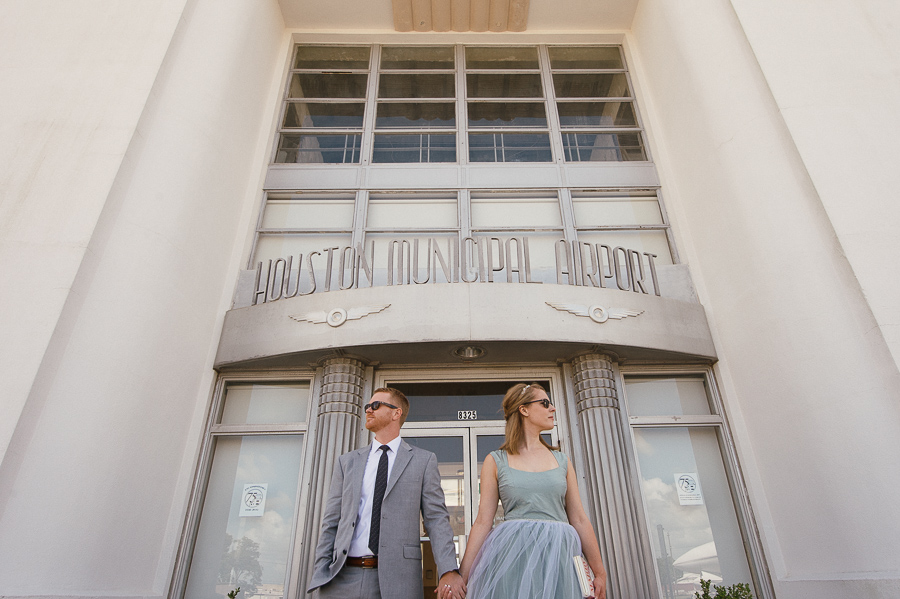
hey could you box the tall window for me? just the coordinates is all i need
[623,373,765,599]
[274,44,648,165]
[176,380,313,599]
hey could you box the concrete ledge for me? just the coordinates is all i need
[215,282,715,368]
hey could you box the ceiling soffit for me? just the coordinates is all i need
[392,0,529,32]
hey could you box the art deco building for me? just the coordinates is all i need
[1,2,898,599]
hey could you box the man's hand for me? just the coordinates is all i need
[434,570,466,599]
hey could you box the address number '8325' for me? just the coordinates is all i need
[457,410,477,420]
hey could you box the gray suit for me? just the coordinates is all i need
[308,440,458,599]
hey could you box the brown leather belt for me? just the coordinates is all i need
[346,556,378,568]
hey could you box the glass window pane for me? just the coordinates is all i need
[624,377,713,417]
[288,73,368,99]
[183,435,305,599]
[261,195,356,229]
[471,195,562,227]
[633,428,755,595]
[562,132,646,162]
[220,383,311,424]
[469,133,552,162]
[375,103,456,128]
[378,73,455,98]
[577,230,673,265]
[394,381,520,422]
[572,192,663,226]
[465,46,539,69]
[548,46,624,70]
[468,103,547,128]
[404,436,466,538]
[557,102,637,127]
[381,46,454,69]
[364,233,458,286]
[275,134,361,164]
[372,134,456,163]
[552,73,631,98]
[282,103,365,129]
[294,45,369,69]
[367,196,458,228]
[466,74,543,98]
[254,234,353,265]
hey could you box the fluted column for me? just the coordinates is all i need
[571,353,655,599]
[299,356,367,590]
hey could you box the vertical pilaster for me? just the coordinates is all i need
[298,356,367,591]
[571,353,655,599]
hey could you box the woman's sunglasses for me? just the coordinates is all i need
[364,400,399,412]
[522,398,553,409]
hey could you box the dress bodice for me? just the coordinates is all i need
[491,449,569,523]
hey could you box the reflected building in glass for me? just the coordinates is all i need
[1,4,899,599]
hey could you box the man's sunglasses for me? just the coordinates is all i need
[522,398,553,409]
[364,400,400,412]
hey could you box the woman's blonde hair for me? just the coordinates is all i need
[499,383,556,455]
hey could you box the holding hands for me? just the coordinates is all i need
[435,570,466,599]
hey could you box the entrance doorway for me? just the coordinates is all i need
[388,380,556,596]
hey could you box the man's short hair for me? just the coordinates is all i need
[372,387,410,425]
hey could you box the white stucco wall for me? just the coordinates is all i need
[0,0,286,595]
[629,1,900,597]
[0,0,188,471]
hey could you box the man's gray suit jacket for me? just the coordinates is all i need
[307,440,458,599]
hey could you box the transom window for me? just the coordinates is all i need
[274,44,647,164]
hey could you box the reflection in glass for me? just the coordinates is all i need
[366,196,458,229]
[468,103,547,128]
[552,73,631,98]
[282,103,365,129]
[557,102,637,127]
[392,381,521,422]
[183,435,304,599]
[375,103,456,128]
[561,132,646,162]
[220,383,311,425]
[379,74,455,98]
[469,133,552,162]
[466,74,543,98]
[372,134,456,163]
[381,46,454,69]
[404,436,467,537]
[548,46,623,70]
[465,46,539,69]
[625,377,712,417]
[275,134,361,164]
[288,74,368,99]
[633,428,754,597]
[294,45,370,69]
[470,195,562,228]
[261,195,356,230]
[571,193,663,226]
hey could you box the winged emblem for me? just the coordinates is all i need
[290,304,391,328]
[546,302,643,324]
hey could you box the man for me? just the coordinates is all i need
[308,387,467,599]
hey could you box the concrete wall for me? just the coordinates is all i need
[629,0,900,597]
[0,0,286,596]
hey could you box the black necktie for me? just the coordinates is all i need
[369,445,390,555]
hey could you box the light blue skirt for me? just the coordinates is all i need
[467,519,584,599]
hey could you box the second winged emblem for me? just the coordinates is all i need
[546,302,643,324]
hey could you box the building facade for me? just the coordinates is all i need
[1,2,899,599]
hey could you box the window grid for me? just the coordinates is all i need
[274,44,649,165]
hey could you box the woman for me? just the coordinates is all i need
[455,383,607,599]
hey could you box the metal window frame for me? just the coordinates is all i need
[168,370,319,599]
[619,365,776,599]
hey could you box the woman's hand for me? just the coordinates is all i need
[592,574,607,599]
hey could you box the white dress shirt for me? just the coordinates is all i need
[348,435,403,557]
